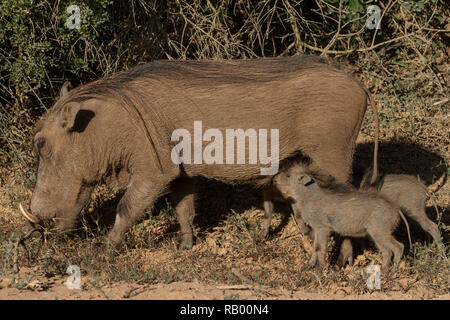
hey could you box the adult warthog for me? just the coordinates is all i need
[20,55,379,249]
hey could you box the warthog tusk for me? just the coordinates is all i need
[19,203,39,224]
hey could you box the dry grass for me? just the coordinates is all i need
[1,156,449,296]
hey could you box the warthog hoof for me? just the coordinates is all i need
[257,229,270,241]
[178,234,194,251]
[93,239,121,256]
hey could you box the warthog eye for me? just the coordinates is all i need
[36,137,46,150]
[286,173,291,178]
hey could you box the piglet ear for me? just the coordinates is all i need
[60,102,81,131]
[59,81,72,98]
[298,174,313,186]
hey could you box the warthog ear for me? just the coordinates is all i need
[59,81,72,98]
[60,102,81,131]
[298,174,313,186]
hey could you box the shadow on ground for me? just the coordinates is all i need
[80,141,448,249]
[353,141,447,186]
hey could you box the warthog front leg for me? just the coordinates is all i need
[309,228,330,269]
[259,188,274,240]
[291,205,311,235]
[108,177,170,247]
[259,187,310,240]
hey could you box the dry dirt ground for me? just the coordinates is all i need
[1,276,449,300]
[1,122,449,300]
[0,177,449,300]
